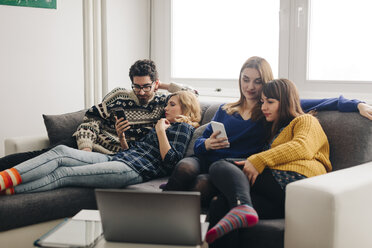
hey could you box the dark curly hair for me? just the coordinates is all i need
[129,59,159,83]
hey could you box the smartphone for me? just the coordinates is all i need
[224,158,245,168]
[115,109,126,120]
[210,121,228,139]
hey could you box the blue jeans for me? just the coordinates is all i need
[209,159,285,218]
[13,145,143,193]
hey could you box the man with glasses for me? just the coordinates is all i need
[0,59,196,171]
[74,59,197,154]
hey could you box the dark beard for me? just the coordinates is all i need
[136,92,154,105]
[138,97,149,105]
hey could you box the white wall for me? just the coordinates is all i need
[0,0,85,156]
[0,0,152,157]
[106,0,150,91]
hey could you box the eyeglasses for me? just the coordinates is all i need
[131,82,154,92]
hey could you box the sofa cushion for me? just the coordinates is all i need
[316,111,372,171]
[183,103,221,157]
[199,101,211,121]
[200,103,221,125]
[240,219,284,248]
[185,124,208,157]
[0,187,96,231]
[43,110,86,146]
[125,177,167,191]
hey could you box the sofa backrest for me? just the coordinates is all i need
[199,102,221,125]
[315,111,372,171]
[44,102,372,173]
[185,102,221,157]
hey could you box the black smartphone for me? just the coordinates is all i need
[115,109,126,120]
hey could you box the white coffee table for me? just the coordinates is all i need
[0,219,208,248]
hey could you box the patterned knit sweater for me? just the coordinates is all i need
[247,114,332,178]
[74,83,185,154]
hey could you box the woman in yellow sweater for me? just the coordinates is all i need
[206,79,332,244]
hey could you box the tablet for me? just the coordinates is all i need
[34,219,102,248]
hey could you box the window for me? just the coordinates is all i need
[171,0,280,80]
[289,0,372,100]
[307,0,372,81]
[151,0,372,101]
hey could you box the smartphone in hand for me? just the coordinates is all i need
[115,109,127,120]
[210,121,228,139]
[211,121,229,148]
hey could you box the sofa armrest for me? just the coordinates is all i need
[285,161,372,248]
[4,135,50,156]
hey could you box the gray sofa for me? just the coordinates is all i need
[1,102,372,248]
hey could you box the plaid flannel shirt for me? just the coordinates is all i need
[112,122,194,180]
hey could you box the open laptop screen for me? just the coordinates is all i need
[95,189,205,246]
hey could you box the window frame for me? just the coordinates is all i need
[151,0,372,102]
[289,0,372,100]
[151,0,289,98]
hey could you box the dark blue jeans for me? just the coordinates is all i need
[209,159,285,218]
[208,159,286,248]
[163,156,218,208]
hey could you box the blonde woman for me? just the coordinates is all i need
[0,91,200,195]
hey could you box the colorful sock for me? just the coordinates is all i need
[0,168,22,191]
[0,187,15,195]
[206,204,259,244]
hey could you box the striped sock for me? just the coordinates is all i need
[206,204,259,244]
[0,187,15,195]
[0,168,22,191]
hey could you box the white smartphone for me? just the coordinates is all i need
[210,121,228,139]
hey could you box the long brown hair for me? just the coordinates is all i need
[223,56,274,120]
[167,91,201,128]
[262,79,304,138]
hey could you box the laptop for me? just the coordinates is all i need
[95,189,208,246]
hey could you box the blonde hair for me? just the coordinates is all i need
[168,91,201,128]
[223,56,274,120]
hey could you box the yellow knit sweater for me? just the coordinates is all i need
[247,114,332,178]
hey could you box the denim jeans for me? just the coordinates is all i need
[209,159,285,219]
[0,136,78,171]
[13,145,143,193]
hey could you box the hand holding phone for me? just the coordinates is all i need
[115,109,126,120]
[208,121,230,149]
[211,121,228,139]
[114,109,129,141]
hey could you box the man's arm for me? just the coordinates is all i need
[158,81,198,95]
[157,81,172,91]
[74,87,128,152]
[74,110,100,152]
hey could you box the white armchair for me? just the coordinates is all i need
[285,161,372,248]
